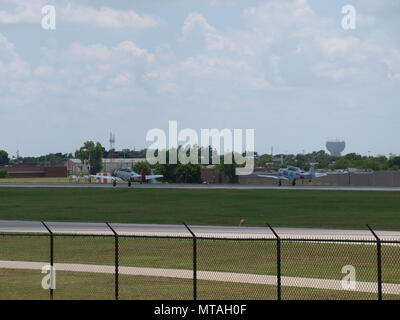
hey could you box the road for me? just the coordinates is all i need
[1,182,400,191]
[1,220,400,241]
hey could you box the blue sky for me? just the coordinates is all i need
[0,0,399,157]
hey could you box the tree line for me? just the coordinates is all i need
[1,144,400,182]
[256,151,400,171]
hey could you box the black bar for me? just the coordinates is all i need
[106,223,119,300]
[41,221,54,300]
[267,224,281,301]
[184,223,197,301]
[367,225,383,301]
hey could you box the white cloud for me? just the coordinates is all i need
[33,65,54,77]
[0,32,30,78]
[0,0,42,24]
[182,12,239,52]
[68,43,112,61]
[60,5,160,29]
[1,0,400,156]
[110,72,131,87]
[318,36,361,55]
[0,1,161,30]
[0,32,39,107]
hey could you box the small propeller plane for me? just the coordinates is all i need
[258,166,327,186]
[91,168,163,187]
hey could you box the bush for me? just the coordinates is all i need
[132,161,152,174]
[0,170,8,178]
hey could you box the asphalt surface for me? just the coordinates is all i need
[1,220,400,241]
[1,182,400,191]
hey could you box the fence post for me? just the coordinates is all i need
[367,224,383,300]
[184,223,197,301]
[41,221,54,301]
[267,224,281,301]
[106,223,119,300]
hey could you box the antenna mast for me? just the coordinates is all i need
[109,132,115,150]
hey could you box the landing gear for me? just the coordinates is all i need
[292,180,296,186]
[278,180,282,187]
[128,181,132,187]
[113,181,117,187]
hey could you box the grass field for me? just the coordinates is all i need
[1,235,399,284]
[0,187,400,229]
[1,187,400,300]
[3,269,395,300]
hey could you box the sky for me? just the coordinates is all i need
[0,0,399,157]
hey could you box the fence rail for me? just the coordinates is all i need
[1,223,400,300]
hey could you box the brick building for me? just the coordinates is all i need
[0,163,67,178]
[66,158,146,175]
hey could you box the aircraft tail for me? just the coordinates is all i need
[309,166,316,177]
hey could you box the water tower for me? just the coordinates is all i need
[326,139,346,157]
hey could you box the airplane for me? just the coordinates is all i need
[258,166,327,186]
[90,168,163,187]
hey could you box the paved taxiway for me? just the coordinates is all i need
[1,220,400,241]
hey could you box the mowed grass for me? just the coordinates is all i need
[0,187,400,230]
[3,269,394,300]
[1,235,400,284]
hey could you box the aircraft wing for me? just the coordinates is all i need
[315,173,328,178]
[257,175,289,180]
[145,174,163,180]
[90,175,123,181]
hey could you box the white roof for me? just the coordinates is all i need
[69,158,146,164]
[102,158,145,163]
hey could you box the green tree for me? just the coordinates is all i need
[217,153,242,183]
[0,169,8,178]
[344,153,363,162]
[332,158,352,170]
[153,149,179,183]
[307,150,333,169]
[175,163,202,183]
[295,154,307,168]
[361,158,381,171]
[256,154,272,167]
[75,141,104,174]
[0,150,9,165]
[388,156,400,169]
[132,161,152,174]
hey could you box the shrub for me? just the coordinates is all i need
[0,170,8,178]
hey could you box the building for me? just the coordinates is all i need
[66,158,146,175]
[0,163,67,178]
[326,140,346,157]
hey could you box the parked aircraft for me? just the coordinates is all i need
[258,166,327,186]
[91,168,163,187]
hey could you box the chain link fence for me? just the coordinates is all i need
[0,223,399,300]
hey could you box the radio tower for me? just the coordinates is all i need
[109,132,116,151]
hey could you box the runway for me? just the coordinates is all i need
[1,183,400,192]
[1,220,400,241]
